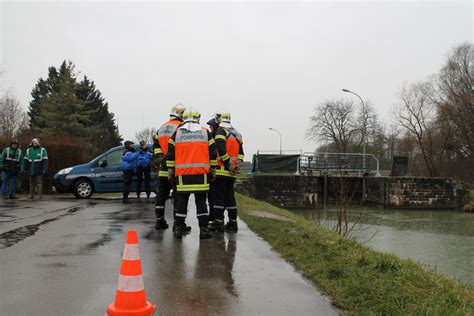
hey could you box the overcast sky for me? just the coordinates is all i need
[1,1,472,158]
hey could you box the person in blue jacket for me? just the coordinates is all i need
[122,140,138,204]
[136,140,152,202]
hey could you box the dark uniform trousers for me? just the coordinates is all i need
[155,176,174,220]
[207,181,216,221]
[175,193,209,228]
[122,169,134,198]
[213,177,237,221]
[136,165,151,197]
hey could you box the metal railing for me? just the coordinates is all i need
[296,152,381,176]
[256,149,303,155]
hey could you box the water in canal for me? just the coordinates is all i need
[291,206,474,286]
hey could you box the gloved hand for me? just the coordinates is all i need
[228,163,240,175]
[210,168,216,182]
[168,168,175,183]
[151,158,159,172]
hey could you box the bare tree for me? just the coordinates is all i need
[422,42,473,158]
[396,83,441,177]
[0,93,29,143]
[307,99,358,153]
[355,101,380,149]
[135,127,157,144]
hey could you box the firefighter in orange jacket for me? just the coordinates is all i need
[152,104,185,230]
[166,108,217,239]
[209,112,244,233]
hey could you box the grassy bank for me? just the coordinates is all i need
[236,193,474,315]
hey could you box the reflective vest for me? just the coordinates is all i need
[154,119,181,156]
[1,147,22,174]
[6,148,21,162]
[175,127,210,176]
[216,127,243,178]
[25,147,47,162]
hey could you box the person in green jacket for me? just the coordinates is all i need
[24,138,48,199]
[0,139,24,199]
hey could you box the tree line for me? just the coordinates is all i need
[307,42,473,183]
[0,61,122,159]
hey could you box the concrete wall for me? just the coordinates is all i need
[365,177,465,209]
[236,175,320,209]
[238,175,465,210]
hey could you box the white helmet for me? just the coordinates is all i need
[182,108,201,123]
[220,112,231,124]
[170,103,186,118]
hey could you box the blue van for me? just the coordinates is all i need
[53,144,156,198]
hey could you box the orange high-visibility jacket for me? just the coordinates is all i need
[166,126,217,193]
[153,119,182,156]
[175,127,210,176]
[216,126,244,178]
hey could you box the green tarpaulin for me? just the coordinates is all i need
[251,154,299,173]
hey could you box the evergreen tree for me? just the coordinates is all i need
[28,60,122,158]
[75,76,122,156]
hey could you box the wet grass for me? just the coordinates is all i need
[236,193,474,316]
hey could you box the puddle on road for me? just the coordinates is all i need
[36,262,69,268]
[143,228,158,241]
[82,233,112,250]
[0,206,86,249]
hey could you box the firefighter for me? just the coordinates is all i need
[206,112,221,137]
[166,108,217,239]
[206,112,222,223]
[152,104,186,230]
[136,140,152,202]
[24,138,48,199]
[0,139,23,199]
[121,140,138,204]
[209,112,244,233]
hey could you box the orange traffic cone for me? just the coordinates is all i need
[107,230,156,316]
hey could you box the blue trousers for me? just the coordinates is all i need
[2,172,17,197]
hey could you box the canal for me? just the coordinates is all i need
[291,207,474,286]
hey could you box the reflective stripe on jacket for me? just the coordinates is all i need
[154,119,181,156]
[216,127,244,178]
[24,146,48,176]
[166,125,217,193]
[175,128,210,176]
[0,147,23,175]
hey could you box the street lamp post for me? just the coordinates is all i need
[268,128,282,155]
[342,88,366,171]
[342,88,369,202]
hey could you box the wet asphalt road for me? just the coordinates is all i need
[0,197,338,316]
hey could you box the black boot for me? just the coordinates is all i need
[173,223,184,239]
[225,220,238,233]
[173,222,192,233]
[199,227,212,239]
[209,219,225,232]
[122,193,130,204]
[155,218,169,230]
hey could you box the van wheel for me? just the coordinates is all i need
[73,179,93,199]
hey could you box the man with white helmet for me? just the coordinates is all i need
[209,112,244,233]
[166,108,217,239]
[206,112,222,224]
[152,103,186,229]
